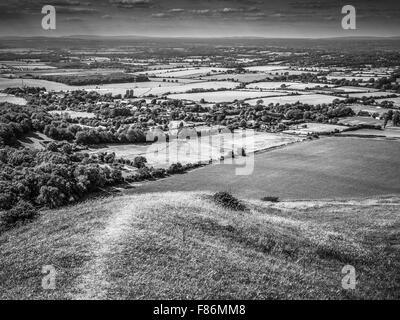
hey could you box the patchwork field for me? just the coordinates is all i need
[349,104,389,116]
[0,93,27,105]
[197,73,269,83]
[348,92,399,99]
[246,82,335,91]
[136,67,195,76]
[0,77,71,91]
[245,65,290,72]
[334,86,379,93]
[91,132,303,168]
[0,61,56,70]
[376,97,400,107]
[138,67,231,78]
[0,77,239,97]
[18,68,125,77]
[168,90,290,103]
[338,127,400,139]
[325,75,378,82]
[48,110,96,119]
[82,80,239,96]
[148,77,200,84]
[131,137,400,200]
[338,116,383,127]
[283,123,349,135]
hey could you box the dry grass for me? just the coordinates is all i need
[0,192,399,300]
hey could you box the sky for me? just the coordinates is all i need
[0,0,399,38]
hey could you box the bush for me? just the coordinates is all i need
[133,156,147,169]
[151,168,167,179]
[1,200,37,226]
[261,196,280,203]
[136,167,153,180]
[211,191,246,211]
[167,162,185,174]
[37,185,64,208]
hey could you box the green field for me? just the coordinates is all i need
[131,137,400,200]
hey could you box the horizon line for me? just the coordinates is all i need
[1,34,400,40]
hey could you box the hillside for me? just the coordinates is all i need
[0,192,399,300]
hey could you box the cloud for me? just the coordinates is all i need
[221,8,241,13]
[56,6,99,14]
[243,16,265,21]
[289,1,337,10]
[101,14,113,19]
[151,12,169,18]
[51,0,80,6]
[190,9,211,15]
[248,12,266,17]
[169,8,185,13]
[109,0,152,8]
[63,16,85,22]
[247,6,260,12]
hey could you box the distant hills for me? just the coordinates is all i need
[1,34,400,41]
[0,35,399,51]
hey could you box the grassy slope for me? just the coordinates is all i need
[0,192,399,300]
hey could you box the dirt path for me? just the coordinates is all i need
[70,200,147,299]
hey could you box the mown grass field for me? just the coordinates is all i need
[0,192,399,299]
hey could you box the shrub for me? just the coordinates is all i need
[261,196,280,203]
[61,143,73,154]
[1,200,37,226]
[151,168,167,179]
[211,191,246,211]
[0,188,17,210]
[137,167,153,180]
[37,185,64,208]
[133,156,147,169]
[46,142,58,152]
[167,162,185,174]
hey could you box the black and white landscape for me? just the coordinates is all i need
[0,0,399,301]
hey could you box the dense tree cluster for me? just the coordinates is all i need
[3,86,45,97]
[0,134,204,227]
[0,145,124,216]
[370,73,400,92]
[28,90,114,113]
[206,99,356,130]
[34,73,149,86]
[0,103,35,146]
[383,110,400,127]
